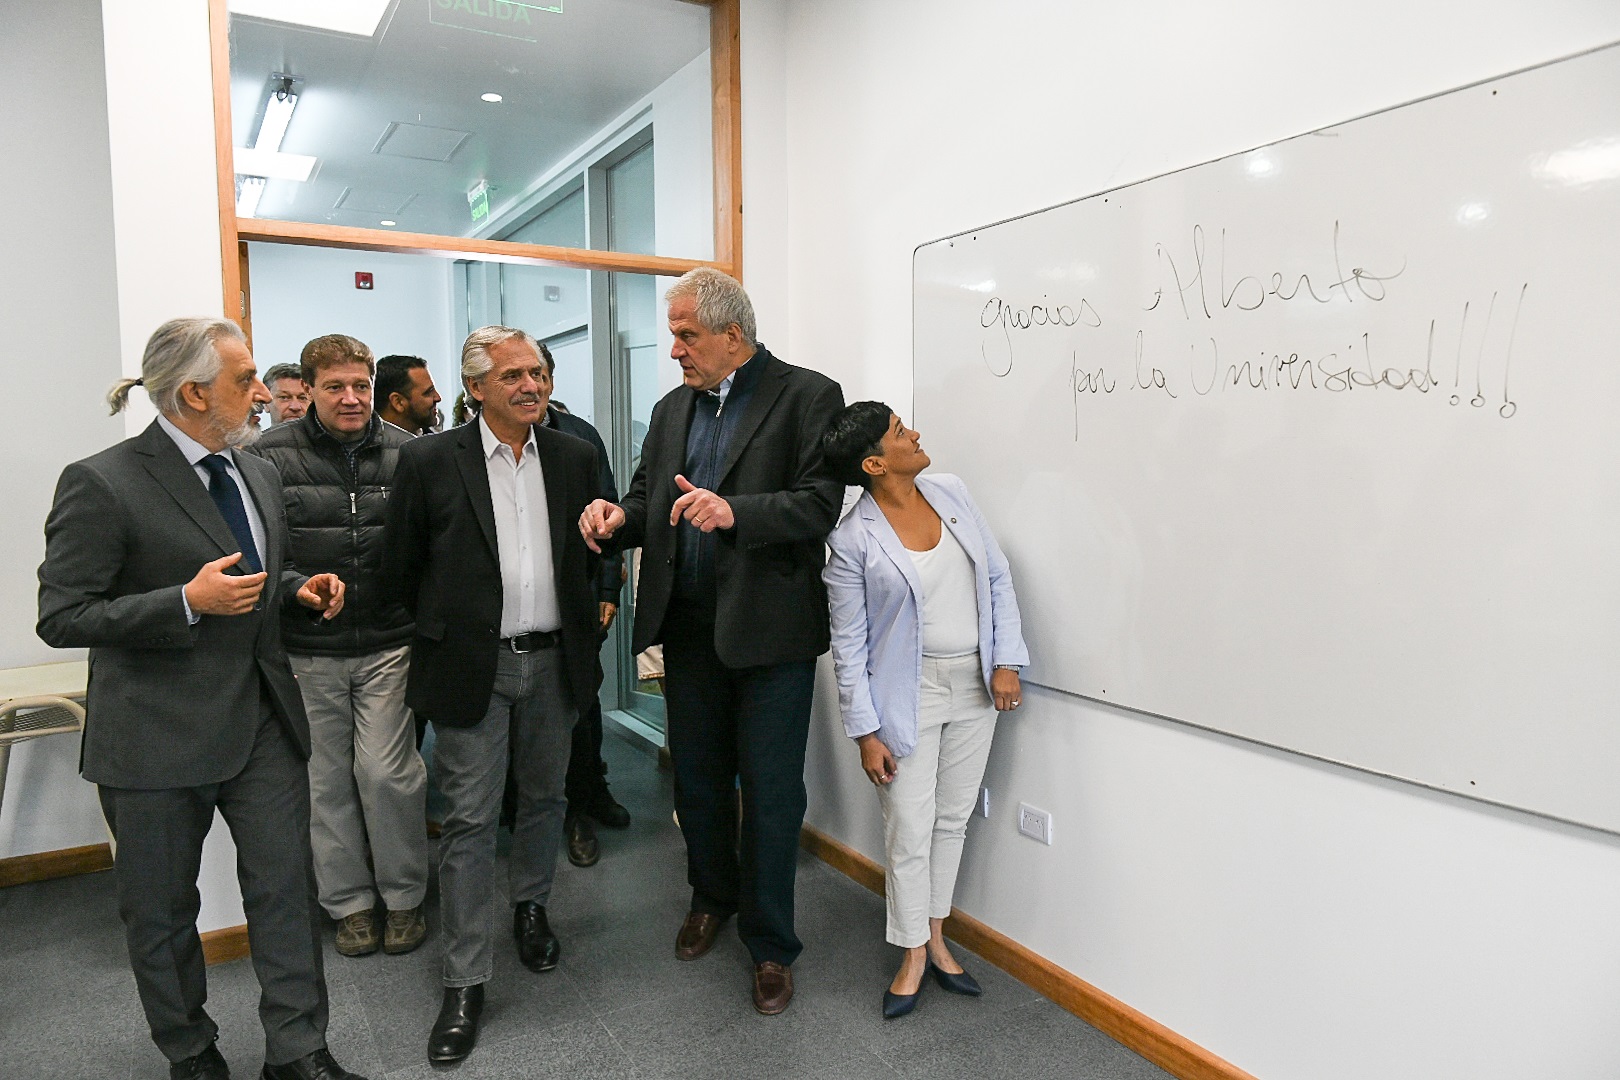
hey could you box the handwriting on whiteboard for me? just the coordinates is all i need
[973,220,1526,438]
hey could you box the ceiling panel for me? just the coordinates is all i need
[227,0,709,237]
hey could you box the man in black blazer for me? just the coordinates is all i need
[581,268,845,1015]
[383,326,604,1065]
[37,317,365,1080]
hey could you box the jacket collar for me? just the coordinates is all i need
[136,419,279,572]
[305,409,379,450]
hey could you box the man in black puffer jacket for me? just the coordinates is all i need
[251,334,430,961]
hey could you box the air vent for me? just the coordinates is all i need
[372,122,471,162]
[333,188,417,215]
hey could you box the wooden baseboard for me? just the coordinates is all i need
[0,842,113,888]
[201,923,251,965]
[800,826,1257,1080]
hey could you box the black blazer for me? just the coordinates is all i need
[614,346,845,667]
[36,420,310,789]
[383,421,604,727]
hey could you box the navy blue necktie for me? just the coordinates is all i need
[200,454,262,574]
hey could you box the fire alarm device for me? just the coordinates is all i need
[355,272,374,290]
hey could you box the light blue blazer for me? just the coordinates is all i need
[823,473,1029,759]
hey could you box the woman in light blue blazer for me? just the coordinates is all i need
[821,401,1028,1018]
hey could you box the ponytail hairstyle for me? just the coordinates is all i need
[107,317,246,416]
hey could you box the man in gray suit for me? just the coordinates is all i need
[37,317,369,1080]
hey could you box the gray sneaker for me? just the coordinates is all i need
[383,906,427,955]
[335,909,380,956]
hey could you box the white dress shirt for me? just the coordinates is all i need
[479,415,562,637]
[158,413,268,624]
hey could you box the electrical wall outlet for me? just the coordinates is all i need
[978,786,991,819]
[1017,802,1053,845]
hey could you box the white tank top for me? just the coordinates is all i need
[907,524,979,657]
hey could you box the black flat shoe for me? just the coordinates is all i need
[882,985,922,1019]
[427,984,484,1064]
[513,900,560,971]
[928,960,982,996]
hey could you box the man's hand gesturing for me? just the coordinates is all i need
[670,474,733,533]
[580,499,626,553]
[183,552,267,616]
[297,573,346,620]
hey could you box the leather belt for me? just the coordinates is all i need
[503,630,562,653]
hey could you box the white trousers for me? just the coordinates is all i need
[875,653,998,948]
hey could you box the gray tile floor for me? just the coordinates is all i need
[0,732,1171,1080]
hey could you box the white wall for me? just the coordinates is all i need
[741,2,1620,1078]
[2,0,244,928]
[246,243,459,419]
[0,0,124,860]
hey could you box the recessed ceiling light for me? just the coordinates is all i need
[379,219,396,226]
[481,92,503,103]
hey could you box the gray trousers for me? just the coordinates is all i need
[291,645,429,918]
[98,707,329,1067]
[434,645,576,986]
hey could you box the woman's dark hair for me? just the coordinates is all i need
[821,401,894,488]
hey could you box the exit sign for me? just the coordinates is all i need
[468,180,490,226]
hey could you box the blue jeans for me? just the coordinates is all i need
[662,601,816,967]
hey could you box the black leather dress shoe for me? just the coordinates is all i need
[260,1047,368,1079]
[928,960,982,996]
[513,899,560,971]
[172,1041,229,1080]
[586,789,630,829]
[428,984,484,1065]
[565,812,600,867]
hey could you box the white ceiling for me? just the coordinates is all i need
[228,0,709,237]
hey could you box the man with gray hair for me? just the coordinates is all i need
[37,317,368,1080]
[383,325,606,1065]
[580,267,845,1015]
[264,362,311,425]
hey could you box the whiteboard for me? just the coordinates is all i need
[913,43,1620,833]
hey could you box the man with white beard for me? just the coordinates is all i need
[36,316,368,1080]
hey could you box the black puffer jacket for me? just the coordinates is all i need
[250,412,414,656]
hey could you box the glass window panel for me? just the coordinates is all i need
[498,264,590,422]
[607,270,667,733]
[505,186,586,249]
[607,143,656,257]
[227,0,713,256]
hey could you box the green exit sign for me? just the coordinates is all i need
[468,181,490,226]
[430,0,562,43]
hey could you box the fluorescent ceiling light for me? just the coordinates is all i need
[255,84,299,152]
[481,92,503,103]
[237,176,267,218]
[380,219,397,226]
[229,0,392,37]
[234,146,316,181]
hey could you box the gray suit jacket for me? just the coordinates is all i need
[37,420,311,789]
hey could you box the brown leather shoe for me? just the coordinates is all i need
[674,911,726,961]
[752,961,793,1015]
[335,910,379,957]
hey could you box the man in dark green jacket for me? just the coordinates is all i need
[252,334,430,959]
